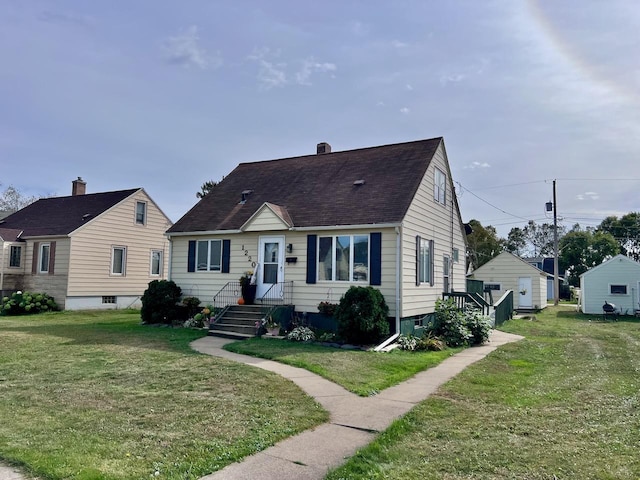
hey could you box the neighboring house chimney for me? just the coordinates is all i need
[72,177,86,196]
[317,142,331,154]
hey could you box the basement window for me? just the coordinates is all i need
[102,296,116,304]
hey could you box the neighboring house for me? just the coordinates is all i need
[0,178,172,310]
[468,252,548,310]
[579,254,640,315]
[524,256,563,300]
[167,137,468,333]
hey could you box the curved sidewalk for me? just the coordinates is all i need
[0,330,523,480]
[191,330,524,480]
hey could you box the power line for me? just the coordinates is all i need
[456,182,531,222]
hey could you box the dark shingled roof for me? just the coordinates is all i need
[0,189,139,238]
[169,137,443,233]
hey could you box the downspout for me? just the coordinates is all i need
[395,225,401,334]
[167,236,173,281]
[0,242,5,295]
[450,184,455,289]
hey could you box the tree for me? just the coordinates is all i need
[522,220,565,257]
[598,213,640,261]
[196,180,218,199]
[504,227,526,256]
[559,227,619,286]
[0,185,39,213]
[466,219,503,271]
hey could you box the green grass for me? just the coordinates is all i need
[224,338,458,396]
[0,310,328,479]
[326,306,640,479]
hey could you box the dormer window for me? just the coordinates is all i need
[136,201,147,225]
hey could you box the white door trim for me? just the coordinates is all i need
[518,277,533,308]
[256,236,285,299]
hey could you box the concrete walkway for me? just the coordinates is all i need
[0,330,523,480]
[192,330,523,480]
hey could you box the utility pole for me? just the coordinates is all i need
[553,180,559,306]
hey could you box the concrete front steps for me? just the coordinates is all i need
[208,305,264,340]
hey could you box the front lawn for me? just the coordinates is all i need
[224,338,458,396]
[0,310,327,479]
[327,307,640,479]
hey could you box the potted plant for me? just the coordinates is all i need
[239,271,257,305]
[264,316,280,336]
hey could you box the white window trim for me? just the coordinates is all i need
[609,283,628,295]
[443,254,451,293]
[39,243,50,274]
[135,201,147,225]
[434,167,447,205]
[111,246,127,276]
[150,249,163,276]
[9,245,22,268]
[316,234,370,283]
[417,236,434,286]
[196,239,222,272]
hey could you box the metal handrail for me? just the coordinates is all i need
[258,281,293,306]
[212,281,242,310]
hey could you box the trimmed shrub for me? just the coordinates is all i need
[182,296,201,318]
[335,286,389,345]
[426,298,491,347]
[1,291,58,316]
[141,280,182,325]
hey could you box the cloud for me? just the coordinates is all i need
[577,192,600,200]
[295,58,337,85]
[406,84,413,91]
[400,107,410,114]
[439,73,466,85]
[376,101,385,107]
[464,161,491,169]
[36,10,93,27]
[391,40,409,48]
[248,48,288,89]
[163,25,217,70]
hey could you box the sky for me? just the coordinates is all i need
[1,0,639,238]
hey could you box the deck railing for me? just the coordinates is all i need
[442,291,491,316]
[493,290,514,326]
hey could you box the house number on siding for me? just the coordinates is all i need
[241,245,256,267]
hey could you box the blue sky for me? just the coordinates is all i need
[1,0,638,236]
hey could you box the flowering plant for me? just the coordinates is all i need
[239,270,254,287]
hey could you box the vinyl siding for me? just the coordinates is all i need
[401,142,467,317]
[243,208,289,232]
[170,227,399,315]
[580,255,640,314]
[468,252,547,309]
[67,190,171,297]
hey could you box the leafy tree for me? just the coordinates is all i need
[504,227,526,255]
[598,213,640,261]
[559,227,619,286]
[522,220,565,257]
[196,180,218,199]
[466,219,503,271]
[0,185,39,213]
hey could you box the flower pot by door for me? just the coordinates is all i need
[266,327,280,336]
[242,284,257,305]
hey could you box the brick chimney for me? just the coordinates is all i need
[317,142,331,154]
[72,177,86,196]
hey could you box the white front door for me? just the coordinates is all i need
[518,277,533,308]
[257,236,285,299]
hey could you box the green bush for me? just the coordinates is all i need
[425,299,491,347]
[141,280,182,325]
[397,332,446,351]
[286,326,315,342]
[181,296,201,317]
[1,291,58,316]
[335,286,389,345]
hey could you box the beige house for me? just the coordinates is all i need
[0,178,172,310]
[167,137,468,334]
[468,252,548,311]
